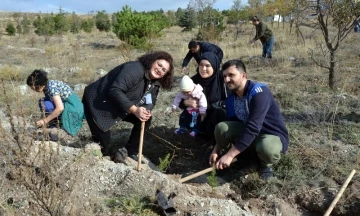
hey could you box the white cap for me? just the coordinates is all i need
[179,75,194,92]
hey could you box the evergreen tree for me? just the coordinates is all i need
[166,11,177,26]
[21,15,31,34]
[53,7,69,34]
[112,5,165,48]
[5,23,16,36]
[33,14,55,42]
[175,7,185,25]
[178,4,197,31]
[69,12,81,34]
[81,18,94,33]
[95,10,111,32]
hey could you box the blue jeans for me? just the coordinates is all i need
[354,26,359,33]
[262,36,274,58]
[38,97,60,128]
[178,109,201,132]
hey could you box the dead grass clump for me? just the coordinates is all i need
[0,65,24,81]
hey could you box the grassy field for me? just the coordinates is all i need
[0,17,359,215]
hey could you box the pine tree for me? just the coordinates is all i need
[53,7,69,34]
[81,18,94,33]
[21,15,31,34]
[69,12,81,34]
[178,4,197,31]
[95,10,111,32]
[5,23,16,36]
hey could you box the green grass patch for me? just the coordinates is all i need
[105,196,157,216]
[332,124,360,145]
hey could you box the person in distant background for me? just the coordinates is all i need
[354,20,360,33]
[249,16,274,59]
[27,69,84,137]
[82,51,174,163]
[181,40,223,73]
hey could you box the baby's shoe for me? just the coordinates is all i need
[189,130,198,137]
[174,127,187,135]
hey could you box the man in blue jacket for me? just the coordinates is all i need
[209,59,288,179]
[181,40,223,73]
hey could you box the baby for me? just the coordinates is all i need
[172,75,207,137]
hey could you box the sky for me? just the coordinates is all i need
[1,0,248,14]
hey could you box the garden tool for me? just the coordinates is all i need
[179,158,238,183]
[155,189,177,216]
[324,169,356,216]
[137,91,152,171]
[136,121,145,171]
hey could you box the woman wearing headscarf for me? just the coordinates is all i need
[82,51,174,161]
[183,52,228,139]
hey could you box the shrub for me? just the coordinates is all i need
[81,18,94,33]
[105,196,157,215]
[5,23,16,36]
[0,65,23,81]
[53,7,69,34]
[112,5,165,48]
[95,10,111,32]
[21,15,31,34]
[157,153,173,172]
[69,12,81,34]
[178,4,197,31]
[33,14,55,42]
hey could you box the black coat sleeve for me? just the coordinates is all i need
[201,42,223,61]
[108,63,143,113]
[182,51,193,67]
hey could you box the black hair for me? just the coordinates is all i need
[137,51,174,90]
[26,69,49,90]
[251,15,260,22]
[188,40,198,49]
[221,59,247,73]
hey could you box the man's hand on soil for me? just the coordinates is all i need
[215,154,234,170]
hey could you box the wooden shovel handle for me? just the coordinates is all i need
[179,158,238,183]
[179,167,214,183]
[136,121,145,171]
[324,169,356,216]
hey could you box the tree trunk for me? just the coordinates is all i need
[329,50,336,89]
[289,20,294,33]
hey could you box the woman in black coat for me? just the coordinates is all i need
[82,51,174,161]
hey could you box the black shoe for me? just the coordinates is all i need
[49,132,59,142]
[129,154,149,164]
[112,147,128,163]
[259,167,273,180]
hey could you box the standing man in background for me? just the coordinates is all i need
[249,16,274,59]
[181,40,223,73]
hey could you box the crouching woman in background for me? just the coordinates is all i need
[27,69,84,137]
